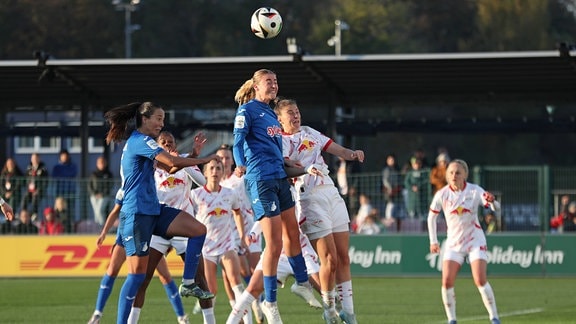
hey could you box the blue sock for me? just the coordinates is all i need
[164,280,185,317]
[117,273,145,324]
[263,275,278,302]
[183,234,206,280]
[243,275,252,285]
[288,253,308,284]
[95,274,116,313]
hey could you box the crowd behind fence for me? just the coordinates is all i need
[1,165,575,234]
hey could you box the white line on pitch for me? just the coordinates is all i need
[433,308,545,323]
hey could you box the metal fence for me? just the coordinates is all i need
[2,166,576,234]
[342,166,576,234]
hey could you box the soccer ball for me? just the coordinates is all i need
[251,7,283,39]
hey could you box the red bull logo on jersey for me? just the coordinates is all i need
[266,125,282,137]
[206,207,229,218]
[159,176,185,188]
[450,206,472,216]
[297,139,316,153]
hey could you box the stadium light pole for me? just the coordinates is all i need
[112,0,141,58]
[327,19,349,56]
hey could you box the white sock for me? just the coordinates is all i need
[441,287,456,321]
[127,307,141,324]
[337,281,355,314]
[232,284,252,324]
[321,290,336,312]
[202,307,216,324]
[182,278,195,285]
[226,290,255,324]
[478,282,499,319]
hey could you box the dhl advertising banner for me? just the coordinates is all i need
[0,236,184,277]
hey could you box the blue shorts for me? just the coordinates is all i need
[119,204,180,256]
[115,232,124,248]
[245,178,295,221]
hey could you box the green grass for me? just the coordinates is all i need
[0,277,574,323]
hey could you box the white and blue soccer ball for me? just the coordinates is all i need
[251,7,283,39]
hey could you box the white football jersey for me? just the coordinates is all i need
[191,185,240,257]
[155,166,201,215]
[282,126,335,192]
[220,173,255,236]
[428,182,490,252]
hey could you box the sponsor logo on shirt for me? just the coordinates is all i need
[297,139,316,153]
[267,125,282,137]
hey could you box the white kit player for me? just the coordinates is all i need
[427,159,500,324]
[216,144,264,322]
[275,98,363,324]
[191,159,252,324]
[226,203,323,324]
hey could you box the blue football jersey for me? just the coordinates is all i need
[233,99,286,181]
[119,130,163,215]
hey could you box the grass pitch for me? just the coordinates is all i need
[0,277,574,323]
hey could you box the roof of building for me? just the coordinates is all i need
[2,50,576,136]
[1,50,575,110]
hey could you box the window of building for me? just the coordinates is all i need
[66,137,104,154]
[15,136,60,154]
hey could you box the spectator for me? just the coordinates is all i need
[402,148,430,173]
[38,206,64,235]
[563,201,576,232]
[52,149,78,222]
[0,157,24,208]
[356,214,381,235]
[20,153,49,217]
[353,193,378,233]
[404,157,430,220]
[481,210,498,235]
[88,156,114,226]
[336,157,361,215]
[382,153,404,232]
[430,153,450,194]
[13,209,38,234]
[54,196,72,234]
[550,198,576,233]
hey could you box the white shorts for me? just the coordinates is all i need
[297,185,350,238]
[150,235,188,255]
[443,245,488,265]
[255,242,320,287]
[203,253,224,266]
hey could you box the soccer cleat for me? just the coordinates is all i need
[179,282,214,299]
[252,299,264,323]
[87,313,101,324]
[261,301,283,324]
[177,314,190,324]
[339,310,357,324]
[491,319,500,324]
[322,310,341,324]
[290,282,322,308]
